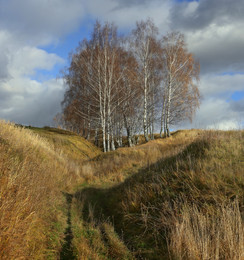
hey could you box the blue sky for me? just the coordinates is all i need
[231,91,244,101]
[0,0,243,129]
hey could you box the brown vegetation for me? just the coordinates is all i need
[1,120,243,259]
[72,129,244,259]
[0,121,100,259]
[61,20,200,149]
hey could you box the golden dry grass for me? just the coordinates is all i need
[0,121,100,259]
[29,126,102,162]
[76,129,202,187]
[169,200,243,260]
[70,196,133,260]
[72,129,244,259]
[1,120,243,259]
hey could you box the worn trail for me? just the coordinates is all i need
[60,193,75,260]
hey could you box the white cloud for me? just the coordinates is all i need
[0,0,85,126]
[179,72,244,130]
[207,120,239,130]
[9,46,64,77]
[0,0,85,46]
[84,0,171,32]
[0,77,65,126]
[180,97,240,130]
[0,31,65,126]
[199,73,244,98]
[0,0,243,130]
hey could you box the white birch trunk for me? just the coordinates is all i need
[166,76,172,137]
[111,129,115,151]
[107,112,111,152]
[151,91,155,140]
[160,95,166,138]
[143,74,149,142]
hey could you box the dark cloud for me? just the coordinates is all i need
[0,88,12,104]
[112,0,152,8]
[0,53,9,81]
[168,0,244,74]
[196,42,244,75]
[0,0,243,129]
[170,0,244,31]
[0,0,84,45]
[230,97,244,112]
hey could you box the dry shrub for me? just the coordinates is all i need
[169,200,244,260]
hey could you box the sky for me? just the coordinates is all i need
[0,0,243,129]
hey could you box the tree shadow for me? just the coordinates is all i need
[74,139,209,258]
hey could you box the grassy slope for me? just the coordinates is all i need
[1,121,243,259]
[0,121,101,259]
[28,126,101,162]
[71,130,244,259]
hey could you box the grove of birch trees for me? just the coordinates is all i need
[61,19,200,152]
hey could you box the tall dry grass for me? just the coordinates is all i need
[121,130,244,258]
[77,129,202,186]
[169,200,244,260]
[0,121,72,259]
[74,130,243,259]
[2,121,242,259]
[70,196,133,260]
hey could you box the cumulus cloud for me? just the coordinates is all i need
[0,78,65,126]
[170,0,244,32]
[0,0,86,126]
[0,0,243,129]
[170,0,244,74]
[0,0,85,45]
[84,0,171,31]
[164,0,244,130]
[194,98,239,129]
[199,73,244,98]
[185,22,244,74]
[178,72,244,130]
[0,43,65,126]
[9,46,63,77]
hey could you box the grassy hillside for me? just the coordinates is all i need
[26,126,101,162]
[0,121,243,259]
[71,130,244,259]
[0,121,101,259]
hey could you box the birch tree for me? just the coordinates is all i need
[61,21,201,151]
[62,22,134,152]
[161,32,200,137]
[120,49,142,146]
[130,19,161,142]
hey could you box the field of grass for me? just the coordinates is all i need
[0,121,243,259]
[0,121,101,259]
[70,130,244,259]
[26,126,101,162]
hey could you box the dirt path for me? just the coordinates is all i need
[60,193,75,260]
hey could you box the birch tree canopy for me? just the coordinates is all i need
[61,21,201,151]
[161,32,200,137]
